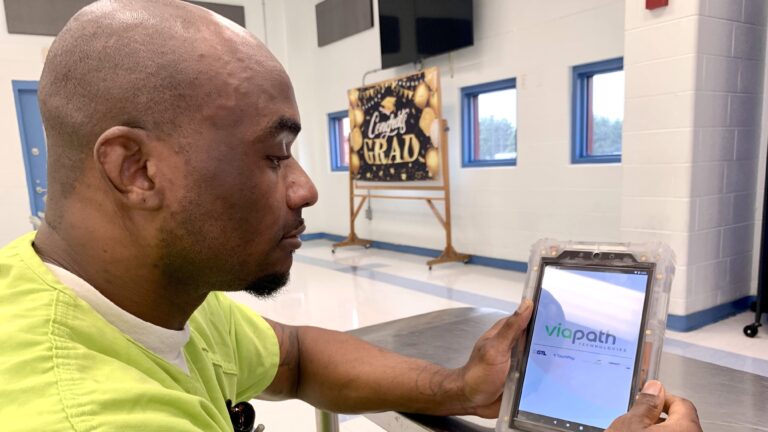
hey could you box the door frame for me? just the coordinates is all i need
[12,80,46,221]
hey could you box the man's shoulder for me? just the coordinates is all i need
[0,232,62,363]
[190,292,280,400]
[191,292,275,345]
[0,234,232,431]
[0,234,69,430]
[0,232,74,314]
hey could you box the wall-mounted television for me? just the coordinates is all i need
[379,0,474,70]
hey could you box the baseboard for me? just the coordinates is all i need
[300,232,529,271]
[301,232,757,332]
[300,232,342,242]
[667,295,757,332]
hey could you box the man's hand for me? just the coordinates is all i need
[455,300,533,418]
[607,381,702,431]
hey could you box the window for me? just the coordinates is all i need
[461,78,517,167]
[328,110,351,171]
[572,58,624,164]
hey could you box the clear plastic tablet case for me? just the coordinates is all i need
[496,239,676,432]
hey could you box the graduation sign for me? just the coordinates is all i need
[347,67,442,182]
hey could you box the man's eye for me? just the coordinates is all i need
[268,156,289,168]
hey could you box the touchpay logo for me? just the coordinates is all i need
[545,323,617,346]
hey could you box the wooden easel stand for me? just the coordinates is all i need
[333,119,470,269]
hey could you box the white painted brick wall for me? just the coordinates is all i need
[625,17,699,65]
[622,0,767,316]
[698,17,736,57]
[744,0,768,26]
[702,55,741,92]
[734,22,767,60]
[705,0,744,22]
[735,128,760,159]
[624,93,696,131]
[625,56,698,98]
[696,194,732,229]
[623,130,696,164]
[695,129,736,162]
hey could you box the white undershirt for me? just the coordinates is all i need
[44,263,191,374]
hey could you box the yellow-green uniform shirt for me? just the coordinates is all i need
[0,233,280,431]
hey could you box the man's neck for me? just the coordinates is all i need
[34,222,207,330]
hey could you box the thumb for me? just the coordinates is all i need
[492,300,533,351]
[627,380,666,427]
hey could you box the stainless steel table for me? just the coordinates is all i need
[315,307,768,432]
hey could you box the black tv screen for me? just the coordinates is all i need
[379,0,473,69]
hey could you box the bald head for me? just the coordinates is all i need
[39,0,281,226]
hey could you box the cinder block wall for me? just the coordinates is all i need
[622,0,767,319]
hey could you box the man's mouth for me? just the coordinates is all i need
[283,221,306,239]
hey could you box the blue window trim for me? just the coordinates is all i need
[328,110,349,172]
[571,57,623,164]
[11,80,43,218]
[460,78,517,168]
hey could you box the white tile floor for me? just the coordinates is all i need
[229,239,768,431]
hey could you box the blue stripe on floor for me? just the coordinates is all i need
[293,251,768,377]
[662,338,768,377]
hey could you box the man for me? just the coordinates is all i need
[0,1,701,431]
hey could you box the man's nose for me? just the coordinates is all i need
[287,161,318,210]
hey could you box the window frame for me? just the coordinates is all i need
[571,57,624,164]
[460,78,518,168]
[328,110,350,172]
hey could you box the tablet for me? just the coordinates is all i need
[497,240,675,432]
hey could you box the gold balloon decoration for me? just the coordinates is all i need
[429,90,440,112]
[348,89,360,107]
[350,128,363,152]
[413,82,430,109]
[350,152,360,175]
[419,107,436,136]
[353,108,364,128]
[424,68,438,91]
[425,147,439,177]
[429,119,442,148]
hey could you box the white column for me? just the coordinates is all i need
[621,0,767,319]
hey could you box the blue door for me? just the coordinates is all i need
[12,81,47,226]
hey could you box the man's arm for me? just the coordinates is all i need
[259,301,533,418]
[258,302,702,432]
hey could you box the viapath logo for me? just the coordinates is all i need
[544,323,617,346]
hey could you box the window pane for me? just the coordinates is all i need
[475,88,517,161]
[339,116,350,166]
[589,70,623,156]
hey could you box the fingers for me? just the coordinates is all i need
[492,300,533,351]
[659,394,702,430]
[608,385,702,432]
[624,380,667,428]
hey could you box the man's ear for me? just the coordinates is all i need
[94,126,163,210]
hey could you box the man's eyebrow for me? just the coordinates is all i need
[269,116,302,137]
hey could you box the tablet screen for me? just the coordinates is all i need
[515,264,651,431]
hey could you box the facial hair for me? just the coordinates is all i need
[243,272,290,298]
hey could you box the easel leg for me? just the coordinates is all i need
[424,196,470,269]
[333,176,372,252]
[427,245,471,270]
